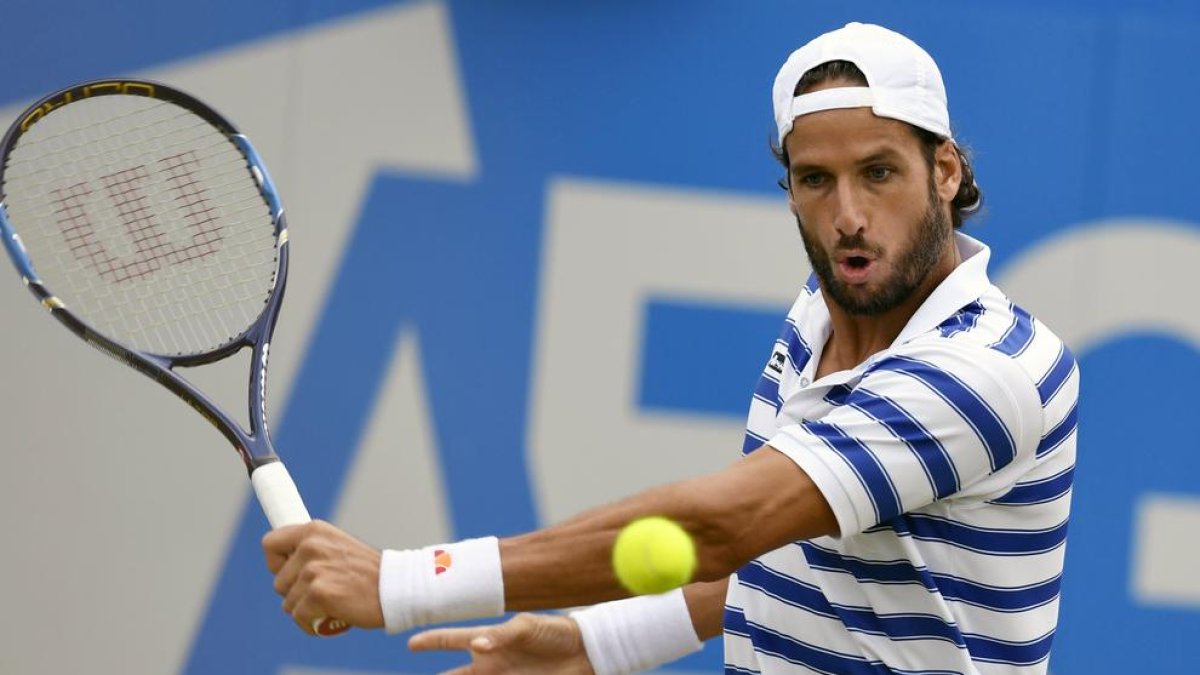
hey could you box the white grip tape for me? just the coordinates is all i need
[251,462,311,529]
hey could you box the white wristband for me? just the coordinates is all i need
[570,589,703,675]
[378,536,505,634]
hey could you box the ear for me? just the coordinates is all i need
[933,140,963,206]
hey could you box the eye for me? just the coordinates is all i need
[798,172,827,188]
[866,165,893,182]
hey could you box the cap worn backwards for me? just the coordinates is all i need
[773,22,952,146]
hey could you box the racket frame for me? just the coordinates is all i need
[0,78,290,474]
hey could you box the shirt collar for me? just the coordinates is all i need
[892,231,992,345]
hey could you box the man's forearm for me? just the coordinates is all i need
[684,577,729,641]
[499,479,710,611]
[499,446,835,612]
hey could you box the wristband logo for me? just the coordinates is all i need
[433,549,452,576]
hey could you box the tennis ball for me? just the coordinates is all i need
[612,516,697,595]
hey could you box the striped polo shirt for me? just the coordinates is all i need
[724,232,1078,674]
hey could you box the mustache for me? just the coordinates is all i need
[832,232,883,257]
[796,214,883,254]
[792,214,883,256]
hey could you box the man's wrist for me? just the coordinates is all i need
[570,589,703,675]
[378,536,505,633]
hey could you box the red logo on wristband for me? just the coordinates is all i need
[433,549,453,575]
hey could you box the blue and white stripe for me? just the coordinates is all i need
[726,235,1077,674]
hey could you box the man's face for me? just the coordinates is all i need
[784,104,956,317]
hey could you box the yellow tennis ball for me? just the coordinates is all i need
[612,516,697,595]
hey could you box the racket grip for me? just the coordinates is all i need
[251,462,350,637]
[251,461,311,528]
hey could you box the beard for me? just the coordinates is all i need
[798,183,951,317]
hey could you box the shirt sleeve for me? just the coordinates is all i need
[767,342,1043,536]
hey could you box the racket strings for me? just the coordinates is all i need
[3,96,278,356]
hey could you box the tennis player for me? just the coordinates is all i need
[264,22,1078,674]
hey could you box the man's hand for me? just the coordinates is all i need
[409,613,594,675]
[262,520,384,634]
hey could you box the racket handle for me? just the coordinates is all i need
[251,461,311,528]
[251,461,351,637]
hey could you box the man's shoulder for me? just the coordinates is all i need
[921,285,1072,360]
[901,285,1078,411]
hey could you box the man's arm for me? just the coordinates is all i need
[683,577,730,641]
[407,577,730,674]
[498,445,835,610]
[264,445,835,632]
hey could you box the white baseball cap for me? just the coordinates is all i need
[772,22,952,145]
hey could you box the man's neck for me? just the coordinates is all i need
[814,242,961,380]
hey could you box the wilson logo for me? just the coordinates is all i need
[51,150,223,284]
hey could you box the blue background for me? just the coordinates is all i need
[3,1,1198,672]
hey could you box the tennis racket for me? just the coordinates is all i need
[0,79,347,636]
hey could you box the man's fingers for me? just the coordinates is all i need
[290,587,332,637]
[411,614,541,655]
[263,522,316,576]
[409,627,482,652]
[470,635,496,652]
[264,520,384,636]
[484,613,539,649]
[264,549,287,575]
[269,523,339,597]
[273,549,307,598]
[281,562,317,615]
[262,524,308,557]
[290,610,317,637]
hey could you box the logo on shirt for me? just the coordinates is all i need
[433,549,452,575]
[768,351,786,374]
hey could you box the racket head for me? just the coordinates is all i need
[0,79,284,362]
[0,79,290,467]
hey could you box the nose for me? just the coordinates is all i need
[832,181,867,236]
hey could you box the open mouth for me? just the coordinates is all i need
[835,252,876,283]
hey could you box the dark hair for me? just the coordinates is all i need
[771,60,982,229]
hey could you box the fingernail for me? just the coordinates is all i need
[471,636,493,651]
